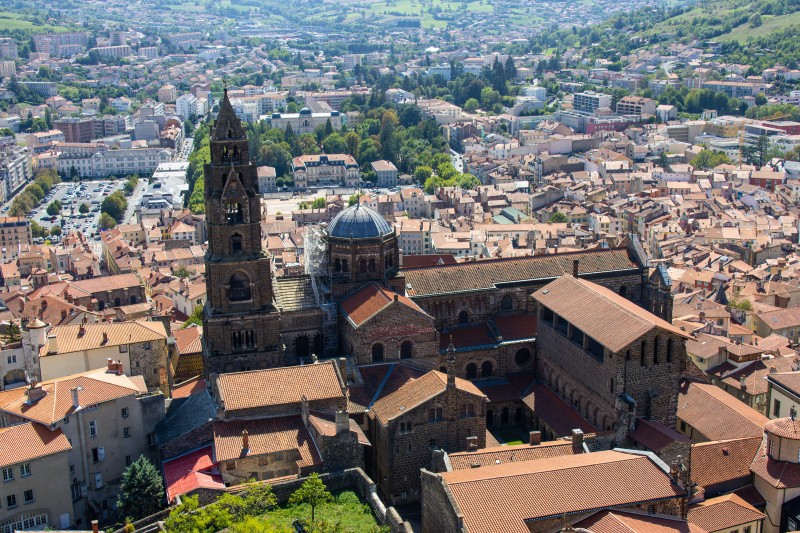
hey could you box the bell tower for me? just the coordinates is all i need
[203,91,283,374]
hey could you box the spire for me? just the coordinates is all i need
[212,89,246,141]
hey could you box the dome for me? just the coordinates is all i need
[328,204,392,239]
[765,417,800,440]
[299,107,312,115]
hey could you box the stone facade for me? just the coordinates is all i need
[330,233,399,299]
[128,339,169,390]
[203,93,283,374]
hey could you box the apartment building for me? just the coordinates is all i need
[371,160,398,187]
[292,154,359,189]
[615,96,657,116]
[397,219,432,255]
[257,165,277,192]
[157,85,176,103]
[0,367,165,526]
[0,61,14,78]
[91,45,132,59]
[54,118,94,144]
[57,148,172,179]
[0,218,31,260]
[572,91,612,113]
[0,146,32,202]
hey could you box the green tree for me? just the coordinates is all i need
[414,165,433,183]
[49,226,61,237]
[183,305,203,328]
[99,212,117,230]
[30,220,47,239]
[123,175,139,196]
[46,200,61,216]
[311,197,326,209]
[117,456,164,521]
[690,149,731,170]
[464,98,479,112]
[3,322,20,344]
[749,13,762,27]
[289,473,332,523]
[101,191,128,222]
[348,194,362,206]
[79,203,90,214]
[548,211,568,223]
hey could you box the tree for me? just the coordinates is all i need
[548,211,568,223]
[755,93,768,106]
[123,175,139,196]
[690,149,731,170]
[117,456,164,521]
[3,322,20,344]
[174,266,192,279]
[79,203,90,214]
[348,194,362,206]
[30,220,47,239]
[99,212,117,230]
[311,197,326,209]
[464,98,479,112]
[46,200,61,216]
[749,13,762,27]
[49,226,61,237]
[414,166,432,183]
[101,191,128,222]
[183,305,203,328]
[289,473,332,523]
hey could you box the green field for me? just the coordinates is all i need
[251,491,381,533]
[716,11,800,41]
[0,11,70,32]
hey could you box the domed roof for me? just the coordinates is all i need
[328,204,392,239]
[765,417,800,440]
[27,318,46,329]
[299,107,312,115]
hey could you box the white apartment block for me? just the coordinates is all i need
[176,93,198,119]
[0,61,15,78]
[138,47,159,59]
[58,148,171,179]
[91,45,132,58]
[230,93,287,123]
[573,91,612,113]
[0,146,32,201]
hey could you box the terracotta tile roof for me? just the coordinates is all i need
[767,371,800,398]
[687,493,765,532]
[163,445,224,502]
[174,353,205,383]
[70,272,142,295]
[340,283,428,328]
[171,377,206,400]
[212,416,323,468]
[448,441,583,470]
[533,276,689,353]
[690,437,761,492]
[400,254,457,268]
[0,422,71,468]
[45,320,167,355]
[751,444,800,489]
[522,384,597,437]
[717,357,796,395]
[0,368,147,425]
[173,326,202,355]
[764,417,800,439]
[402,248,639,297]
[215,361,344,413]
[370,370,486,426]
[629,418,691,453]
[439,323,495,350]
[307,412,370,446]
[20,294,93,326]
[677,382,768,441]
[493,314,537,341]
[574,510,703,533]
[757,306,800,331]
[442,450,685,533]
[478,373,536,403]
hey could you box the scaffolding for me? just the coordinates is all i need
[304,224,338,357]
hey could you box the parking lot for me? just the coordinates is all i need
[20,180,124,244]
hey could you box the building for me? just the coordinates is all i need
[202,92,283,374]
[157,84,177,104]
[292,154,359,189]
[0,60,15,78]
[257,166,277,193]
[616,96,657,116]
[54,118,94,144]
[90,45,132,58]
[573,91,612,113]
[176,93,198,119]
[57,148,172,179]
[370,160,398,187]
[751,417,800,532]
[0,217,31,260]
[0,422,73,531]
[40,320,169,389]
[0,147,32,203]
[766,371,800,419]
[0,367,164,526]
[397,219,432,255]
[269,108,342,135]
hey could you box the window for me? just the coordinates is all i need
[2,467,12,482]
[94,472,103,489]
[458,310,469,325]
[119,344,127,353]
[514,348,532,366]
[23,489,33,504]
[768,438,775,458]
[123,427,130,438]
[359,259,367,273]
[399,422,412,435]
[428,407,443,422]
[225,202,244,224]
[462,403,475,418]
[92,447,105,463]
[653,336,660,365]
[231,233,242,253]
[744,527,751,533]
[226,461,236,471]
[500,294,513,310]
[121,407,129,419]
[368,258,376,273]
[774,399,782,418]
[372,343,384,362]
[640,341,646,366]
[400,341,413,360]
[465,363,477,380]
[19,464,30,478]
[666,338,673,363]
[680,420,686,433]
[6,355,15,364]
[229,272,251,301]
[6,494,15,508]
[148,433,157,446]
[89,420,97,438]
[71,482,81,502]
[143,342,151,350]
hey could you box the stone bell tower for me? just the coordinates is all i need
[202,90,283,374]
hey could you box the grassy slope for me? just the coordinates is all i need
[0,11,70,32]
[716,11,800,41]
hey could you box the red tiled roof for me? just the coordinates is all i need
[163,446,224,502]
[493,314,537,340]
[677,381,768,441]
[751,443,800,488]
[401,254,457,268]
[442,450,685,533]
[575,510,703,533]
[171,377,206,400]
[690,437,761,492]
[687,493,765,532]
[0,422,71,468]
[478,373,536,403]
[522,383,597,437]
[173,326,202,355]
[439,323,494,350]
[630,418,690,453]
[340,283,428,328]
[213,416,323,468]
[448,441,583,470]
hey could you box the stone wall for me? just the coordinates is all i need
[420,469,465,533]
[128,339,168,389]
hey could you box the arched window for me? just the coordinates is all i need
[368,258,376,273]
[481,361,493,378]
[295,336,310,359]
[342,259,348,272]
[653,336,660,365]
[666,338,673,363]
[514,348,532,366]
[114,297,121,307]
[334,258,341,272]
[400,341,413,359]
[429,407,443,422]
[501,407,509,425]
[458,310,469,325]
[130,295,137,304]
[465,363,477,379]
[372,343,384,362]
[619,285,627,298]
[640,340,646,366]
[225,203,244,224]
[229,272,251,301]
[231,234,243,254]
[500,294,513,310]
[359,259,367,273]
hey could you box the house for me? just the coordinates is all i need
[676,381,768,442]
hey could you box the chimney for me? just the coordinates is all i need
[529,431,542,446]
[107,358,114,372]
[770,366,778,374]
[115,361,124,376]
[335,409,349,435]
[78,322,86,337]
[102,331,108,345]
[241,429,249,452]
[91,520,99,533]
[71,386,82,409]
[572,259,579,277]
[26,382,46,404]
[740,375,747,390]
[699,311,706,323]
[60,308,67,320]
[571,429,584,445]
[394,294,398,301]
[46,334,57,354]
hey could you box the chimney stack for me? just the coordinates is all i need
[46,334,57,354]
[740,375,747,389]
[102,331,108,344]
[91,520,99,533]
[467,436,478,451]
[337,357,348,385]
[571,429,584,445]
[529,431,541,446]
[572,259,579,277]
[71,386,82,409]
[335,409,349,435]
[242,429,249,452]
[115,361,123,375]
[107,358,114,372]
